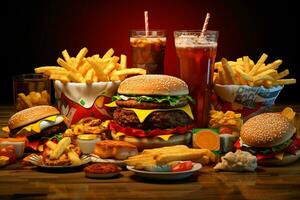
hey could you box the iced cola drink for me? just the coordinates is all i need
[174,31,218,127]
[130,30,166,74]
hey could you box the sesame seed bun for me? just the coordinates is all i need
[240,113,295,148]
[8,106,60,130]
[117,75,189,96]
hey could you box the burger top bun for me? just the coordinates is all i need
[240,113,295,148]
[118,75,189,96]
[8,105,60,130]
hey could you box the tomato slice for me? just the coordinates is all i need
[171,161,193,172]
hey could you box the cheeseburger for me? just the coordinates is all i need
[235,113,300,166]
[106,75,195,150]
[8,105,67,151]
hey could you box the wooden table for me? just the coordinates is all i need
[1,105,300,200]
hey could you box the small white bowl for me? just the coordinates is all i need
[0,141,25,158]
[77,135,101,154]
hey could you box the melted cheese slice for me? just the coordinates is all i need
[105,101,117,107]
[274,152,284,160]
[105,102,194,123]
[113,131,173,141]
[18,115,64,135]
[157,134,173,141]
[114,132,126,138]
[124,104,194,123]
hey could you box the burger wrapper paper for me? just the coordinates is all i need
[54,80,120,125]
[213,84,283,120]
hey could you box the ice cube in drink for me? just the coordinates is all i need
[130,30,166,74]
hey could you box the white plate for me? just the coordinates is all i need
[28,154,91,169]
[89,154,125,166]
[127,163,202,180]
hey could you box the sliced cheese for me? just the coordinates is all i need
[274,152,284,160]
[32,122,41,133]
[105,101,194,123]
[101,120,111,128]
[124,104,194,123]
[113,131,173,142]
[157,134,173,141]
[105,101,117,107]
[114,132,126,138]
[17,115,64,135]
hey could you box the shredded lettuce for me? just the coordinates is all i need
[112,94,195,106]
[48,133,64,142]
[242,139,293,155]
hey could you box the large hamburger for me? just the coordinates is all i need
[8,105,67,151]
[106,75,195,150]
[235,113,300,166]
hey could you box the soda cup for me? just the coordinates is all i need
[130,30,166,74]
[174,30,219,127]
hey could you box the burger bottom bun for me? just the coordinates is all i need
[258,150,300,166]
[111,132,192,151]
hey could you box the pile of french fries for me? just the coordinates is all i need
[35,47,146,83]
[124,145,216,170]
[209,110,243,136]
[214,53,296,88]
[44,137,82,166]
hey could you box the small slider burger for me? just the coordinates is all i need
[235,113,300,166]
[106,75,195,150]
[8,105,67,151]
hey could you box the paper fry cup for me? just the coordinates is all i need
[214,84,284,119]
[54,80,120,125]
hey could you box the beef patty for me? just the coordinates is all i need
[113,108,192,130]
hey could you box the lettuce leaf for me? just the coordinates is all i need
[112,94,195,106]
[242,138,293,155]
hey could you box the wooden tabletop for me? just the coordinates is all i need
[1,105,300,200]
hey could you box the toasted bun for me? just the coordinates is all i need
[111,132,192,151]
[8,106,60,130]
[240,113,295,148]
[118,75,189,96]
[258,150,300,166]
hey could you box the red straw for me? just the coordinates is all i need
[201,13,210,35]
[144,11,149,36]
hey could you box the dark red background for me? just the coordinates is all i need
[2,0,299,104]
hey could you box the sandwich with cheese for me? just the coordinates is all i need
[106,75,194,150]
[235,112,300,166]
[8,105,67,151]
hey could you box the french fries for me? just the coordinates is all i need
[214,53,296,88]
[45,139,82,166]
[124,145,216,170]
[35,47,146,83]
[49,137,71,160]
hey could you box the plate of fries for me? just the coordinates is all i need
[28,154,91,169]
[35,47,146,83]
[214,53,296,87]
[127,163,202,181]
[27,137,91,169]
